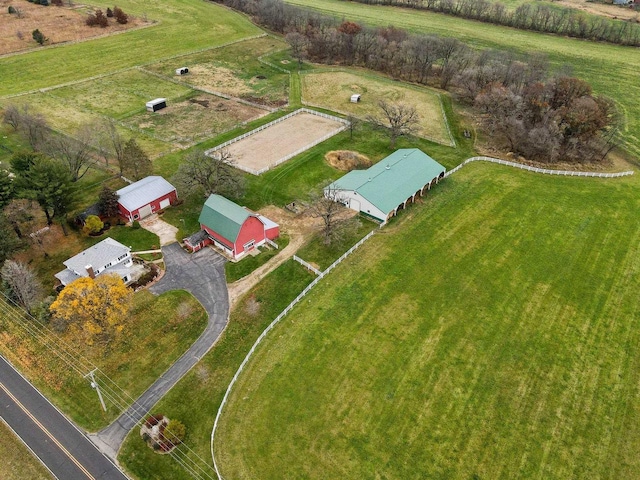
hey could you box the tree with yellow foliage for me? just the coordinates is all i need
[50,274,133,346]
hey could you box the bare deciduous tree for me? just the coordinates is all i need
[308,185,349,245]
[96,119,125,170]
[285,31,308,66]
[44,126,96,182]
[15,105,49,150]
[1,260,43,313]
[2,104,21,131]
[369,100,420,149]
[172,149,244,198]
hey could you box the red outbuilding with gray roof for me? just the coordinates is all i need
[116,176,177,222]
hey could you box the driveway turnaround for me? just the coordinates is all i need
[0,356,129,480]
[94,243,229,459]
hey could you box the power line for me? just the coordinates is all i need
[0,292,217,480]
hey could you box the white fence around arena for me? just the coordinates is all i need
[211,228,376,479]
[445,156,634,178]
[205,108,350,175]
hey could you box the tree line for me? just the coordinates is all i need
[219,0,619,164]
[341,0,640,47]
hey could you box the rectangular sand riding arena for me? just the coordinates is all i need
[206,109,348,175]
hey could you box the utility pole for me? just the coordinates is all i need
[85,369,106,412]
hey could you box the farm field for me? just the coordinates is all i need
[144,36,290,107]
[284,0,640,157]
[49,69,194,119]
[123,94,267,148]
[0,0,261,96]
[301,70,451,145]
[215,164,640,479]
[0,420,54,480]
[0,0,148,55]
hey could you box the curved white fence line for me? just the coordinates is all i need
[211,229,376,479]
[445,156,634,178]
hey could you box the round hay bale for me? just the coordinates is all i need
[325,150,372,171]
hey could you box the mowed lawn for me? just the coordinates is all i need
[0,0,260,96]
[284,0,640,157]
[302,70,452,145]
[216,164,640,479]
[0,421,54,480]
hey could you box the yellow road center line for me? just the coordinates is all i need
[0,381,96,480]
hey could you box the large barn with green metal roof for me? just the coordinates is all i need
[325,149,446,223]
[184,194,279,259]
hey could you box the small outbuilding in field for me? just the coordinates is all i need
[184,194,279,259]
[146,98,167,112]
[350,94,361,103]
[175,67,189,75]
[117,176,177,222]
[325,148,445,223]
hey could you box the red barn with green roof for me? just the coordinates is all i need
[184,195,279,259]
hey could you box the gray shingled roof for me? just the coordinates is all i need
[116,176,175,212]
[63,237,130,274]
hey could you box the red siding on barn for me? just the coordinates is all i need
[234,216,266,254]
[265,226,279,240]
[202,225,235,251]
[120,190,178,221]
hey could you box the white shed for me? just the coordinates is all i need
[175,67,189,75]
[146,98,167,112]
[350,94,361,103]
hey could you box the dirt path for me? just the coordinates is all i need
[227,204,358,306]
[227,232,305,306]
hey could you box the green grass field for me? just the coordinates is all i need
[301,70,452,145]
[144,36,290,107]
[0,421,54,480]
[0,0,260,97]
[215,164,640,479]
[284,0,640,157]
[49,69,194,119]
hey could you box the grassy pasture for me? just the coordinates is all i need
[0,289,208,431]
[0,420,54,480]
[50,69,193,119]
[284,0,640,158]
[301,70,452,145]
[215,164,640,479]
[122,94,267,148]
[0,93,171,157]
[145,36,290,107]
[0,0,261,97]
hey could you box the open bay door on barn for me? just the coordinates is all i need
[138,204,153,218]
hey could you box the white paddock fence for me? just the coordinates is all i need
[293,255,322,276]
[205,108,350,175]
[211,229,376,479]
[445,156,634,178]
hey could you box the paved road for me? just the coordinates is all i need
[94,244,229,459]
[0,356,129,480]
